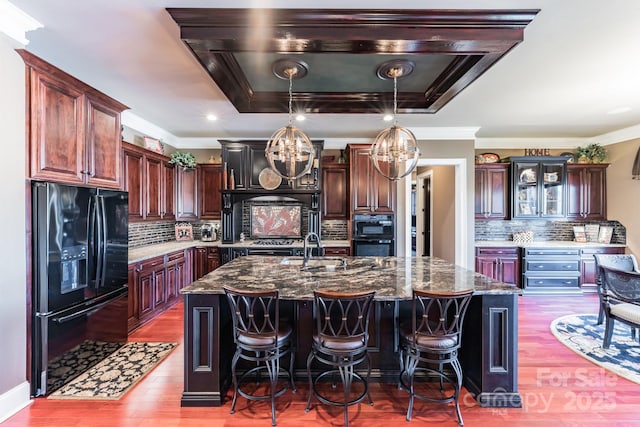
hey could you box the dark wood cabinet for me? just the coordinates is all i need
[323,246,351,256]
[579,246,624,291]
[566,164,608,221]
[322,164,349,219]
[123,147,145,221]
[475,246,520,286]
[349,144,395,214]
[194,246,221,279]
[222,144,248,190]
[84,95,123,188]
[199,164,222,220]
[19,50,126,189]
[176,167,199,220]
[475,163,509,220]
[510,156,568,219]
[128,249,193,333]
[220,140,323,192]
[123,142,175,221]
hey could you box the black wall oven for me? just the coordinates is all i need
[352,214,395,256]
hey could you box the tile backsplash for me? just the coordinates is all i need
[128,220,221,248]
[475,219,626,244]
[129,218,347,248]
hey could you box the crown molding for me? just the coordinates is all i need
[0,1,42,46]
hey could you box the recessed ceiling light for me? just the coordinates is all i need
[206,114,218,121]
[607,107,631,115]
[383,114,394,122]
[295,114,305,122]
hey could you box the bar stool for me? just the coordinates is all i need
[305,290,376,427]
[398,289,473,425]
[223,286,296,426]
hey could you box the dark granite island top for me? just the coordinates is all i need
[180,256,521,410]
[181,255,519,299]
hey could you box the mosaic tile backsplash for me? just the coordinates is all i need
[475,219,626,244]
[129,218,348,247]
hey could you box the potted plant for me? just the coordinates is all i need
[575,143,607,163]
[169,152,197,169]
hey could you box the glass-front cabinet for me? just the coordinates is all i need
[510,157,567,219]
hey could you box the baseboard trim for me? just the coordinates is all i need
[0,381,32,423]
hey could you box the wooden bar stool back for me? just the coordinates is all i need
[305,289,376,427]
[223,286,296,426]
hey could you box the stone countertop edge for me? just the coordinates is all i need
[181,255,520,300]
[128,239,352,264]
[475,240,626,248]
[217,240,351,248]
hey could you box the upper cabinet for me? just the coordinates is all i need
[176,167,199,221]
[19,50,127,189]
[220,140,323,192]
[199,164,222,220]
[475,163,509,220]
[122,142,175,222]
[349,144,395,214]
[510,156,567,219]
[322,163,349,220]
[566,163,608,221]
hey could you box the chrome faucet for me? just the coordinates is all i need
[303,232,322,267]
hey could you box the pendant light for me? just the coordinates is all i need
[265,59,314,182]
[370,60,420,181]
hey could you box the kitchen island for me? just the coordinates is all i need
[179,255,521,408]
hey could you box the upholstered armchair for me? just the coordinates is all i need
[599,265,640,349]
[593,254,639,324]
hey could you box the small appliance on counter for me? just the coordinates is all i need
[201,222,218,241]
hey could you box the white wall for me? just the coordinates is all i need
[0,35,31,420]
[605,138,640,257]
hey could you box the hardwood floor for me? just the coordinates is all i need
[5,294,640,426]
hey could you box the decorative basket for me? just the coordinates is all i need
[512,231,533,245]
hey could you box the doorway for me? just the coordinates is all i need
[401,158,468,268]
[413,172,432,257]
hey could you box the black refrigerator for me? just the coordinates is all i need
[31,181,129,396]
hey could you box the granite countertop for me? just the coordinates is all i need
[128,240,221,263]
[181,255,518,300]
[128,239,351,263]
[475,240,626,248]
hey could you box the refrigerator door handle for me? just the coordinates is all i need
[99,195,108,288]
[88,194,98,288]
[93,195,104,288]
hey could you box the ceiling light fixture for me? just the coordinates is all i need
[206,113,217,121]
[370,60,420,181]
[265,59,314,182]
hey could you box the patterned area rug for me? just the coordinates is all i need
[550,314,640,384]
[48,341,177,400]
[47,340,124,395]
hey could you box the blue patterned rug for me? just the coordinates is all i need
[550,314,640,384]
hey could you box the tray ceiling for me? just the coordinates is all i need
[167,8,539,115]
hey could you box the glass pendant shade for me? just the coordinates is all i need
[265,59,314,181]
[370,125,419,181]
[370,60,419,181]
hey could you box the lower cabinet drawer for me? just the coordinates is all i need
[523,276,580,290]
[523,260,580,272]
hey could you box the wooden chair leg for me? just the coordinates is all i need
[603,318,615,349]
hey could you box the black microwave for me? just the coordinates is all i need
[353,214,394,239]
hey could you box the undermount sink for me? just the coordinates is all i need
[280,256,347,270]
